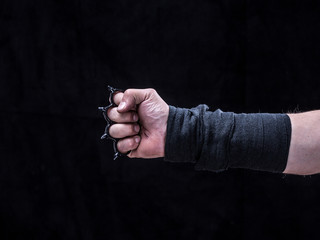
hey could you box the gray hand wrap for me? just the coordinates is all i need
[164,105,291,173]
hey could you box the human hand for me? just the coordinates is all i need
[106,88,169,158]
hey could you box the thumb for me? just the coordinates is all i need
[117,88,153,112]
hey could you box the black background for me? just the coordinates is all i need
[1,0,320,239]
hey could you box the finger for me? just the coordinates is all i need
[112,92,124,106]
[117,135,141,154]
[117,88,156,112]
[108,123,140,139]
[107,107,139,123]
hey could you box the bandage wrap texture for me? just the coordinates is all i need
[164,105,291,173]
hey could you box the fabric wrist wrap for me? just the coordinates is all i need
[164,105,291,173]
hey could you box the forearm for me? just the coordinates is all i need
[164,105,291,173]
[284,111,320,175]
[106,87,320,175]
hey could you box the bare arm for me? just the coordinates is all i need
[284,111,320,175]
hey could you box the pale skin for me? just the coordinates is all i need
[285,111,320,175]
[107,88,320,175]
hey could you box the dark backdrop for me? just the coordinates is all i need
[1,0,320,239]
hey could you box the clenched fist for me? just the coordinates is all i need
[106,88,169,158]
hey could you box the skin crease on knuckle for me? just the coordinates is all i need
[108,108,117,121]
[107,108,122,122]
[108,106,137,123]
[148,88,156,95]
[128,138,135,149]
[108,124,120,138]
[118,137,136,153]
[124,89,132,99]
[109,124,137,138]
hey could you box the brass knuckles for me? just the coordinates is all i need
[98,85,131,160]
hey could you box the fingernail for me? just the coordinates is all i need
[118,102,126,110]
[135,136,140,143]
[134,125,140,133]
[133,114,138,122]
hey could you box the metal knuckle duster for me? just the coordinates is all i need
[98,85,132,160]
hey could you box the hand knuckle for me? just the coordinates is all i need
[107,108,115,120]
[147,88,157,95]
[131,124,136,133]
[128,139,134,148]
[113,92,123,102]
[117,141,123,152]
[124,89,133,96]
[108,125,115,136]
[107,107,112,118]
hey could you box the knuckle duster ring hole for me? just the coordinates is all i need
[99,85,137,160]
